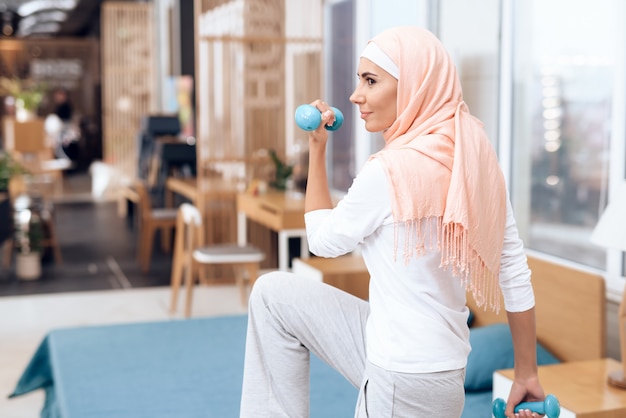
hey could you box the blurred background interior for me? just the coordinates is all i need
[0,0,624,365]
[1,1,626,416]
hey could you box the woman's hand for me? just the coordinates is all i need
[307,99,336,147]
[505,375,545,418]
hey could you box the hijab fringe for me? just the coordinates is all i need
[393,216,501,313]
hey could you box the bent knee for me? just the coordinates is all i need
[249,271,292,304]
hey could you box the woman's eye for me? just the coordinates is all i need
[366,78,376,86]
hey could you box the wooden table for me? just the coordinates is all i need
[165,176,244,248]
[17,157,73,198]
[166,179,309,270]
[164,177,198,204]
[164,177,242,206]
[493,359,626,417]
[237,191,308,271]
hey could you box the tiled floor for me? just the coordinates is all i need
[0,172,172,296]
[0,171,253,417]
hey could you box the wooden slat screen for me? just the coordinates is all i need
[101,2,156,196]
[194,0,323,269]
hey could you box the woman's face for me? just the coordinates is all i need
[349,58,398,133]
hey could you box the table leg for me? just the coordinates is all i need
[237,211,246,246]
[278,231,289,271]
[278,229,308,271]
[300,235,309,260]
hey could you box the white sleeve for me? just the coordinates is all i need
[499,195,536,312]
[305,158,391,258]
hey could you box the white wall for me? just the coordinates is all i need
[154,0,179,111]
[438,0,501,148]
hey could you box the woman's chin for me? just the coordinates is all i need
[364,121,379,133]
[364,124,387,134]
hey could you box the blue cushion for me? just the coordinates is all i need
[465,323,560,391]
[467,309,475,327]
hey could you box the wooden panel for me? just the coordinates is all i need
[293,51,322,107]
[530,255,606,361]
[468,253,606,362]
[194,0,323,269]
[195,0,288,162]
[101,2,156,196]
[2,117,45,153]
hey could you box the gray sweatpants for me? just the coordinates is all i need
[239,271,465,418]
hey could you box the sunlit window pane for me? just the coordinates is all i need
[325,0,355,192]
[510,0,615,269]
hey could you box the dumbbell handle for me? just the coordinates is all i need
[492,394,560,418]
[294,104,344,131]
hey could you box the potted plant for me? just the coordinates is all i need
[0,76,46,121]
[268,149,293,191]
[0,151,29,193]
[13,200,44,280]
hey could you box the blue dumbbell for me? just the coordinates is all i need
[492,394,560,418]
[294,104,344,131]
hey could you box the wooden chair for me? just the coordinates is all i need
[170,203,265,317]
[133,180,178,273]
[40,200,62,265]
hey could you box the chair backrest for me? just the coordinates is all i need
[132,180,152,219]
[177,203,203,263]
[179,203,202,227]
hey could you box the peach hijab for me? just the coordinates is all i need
[365,26,506,311]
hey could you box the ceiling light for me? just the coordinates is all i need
[18,10,67,31]
[18,0,77,17]
[20,21,60,36]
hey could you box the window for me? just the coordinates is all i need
[324,0,626,290]
[507,0,621,271]
[324,0,356,192]
[324,0,429,193]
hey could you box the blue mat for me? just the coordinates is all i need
[10,315,358,418]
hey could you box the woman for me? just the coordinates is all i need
[240,26,545,418]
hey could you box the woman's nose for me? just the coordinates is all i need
[349,88,362,104]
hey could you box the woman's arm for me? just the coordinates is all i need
[301,100,391,257]
[505,308,545,418]
[499,194,546,417]
[304,100,334,213]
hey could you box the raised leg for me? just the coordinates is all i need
[240,271,369,417]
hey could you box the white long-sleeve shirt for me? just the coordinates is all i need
[305,158,535,373]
